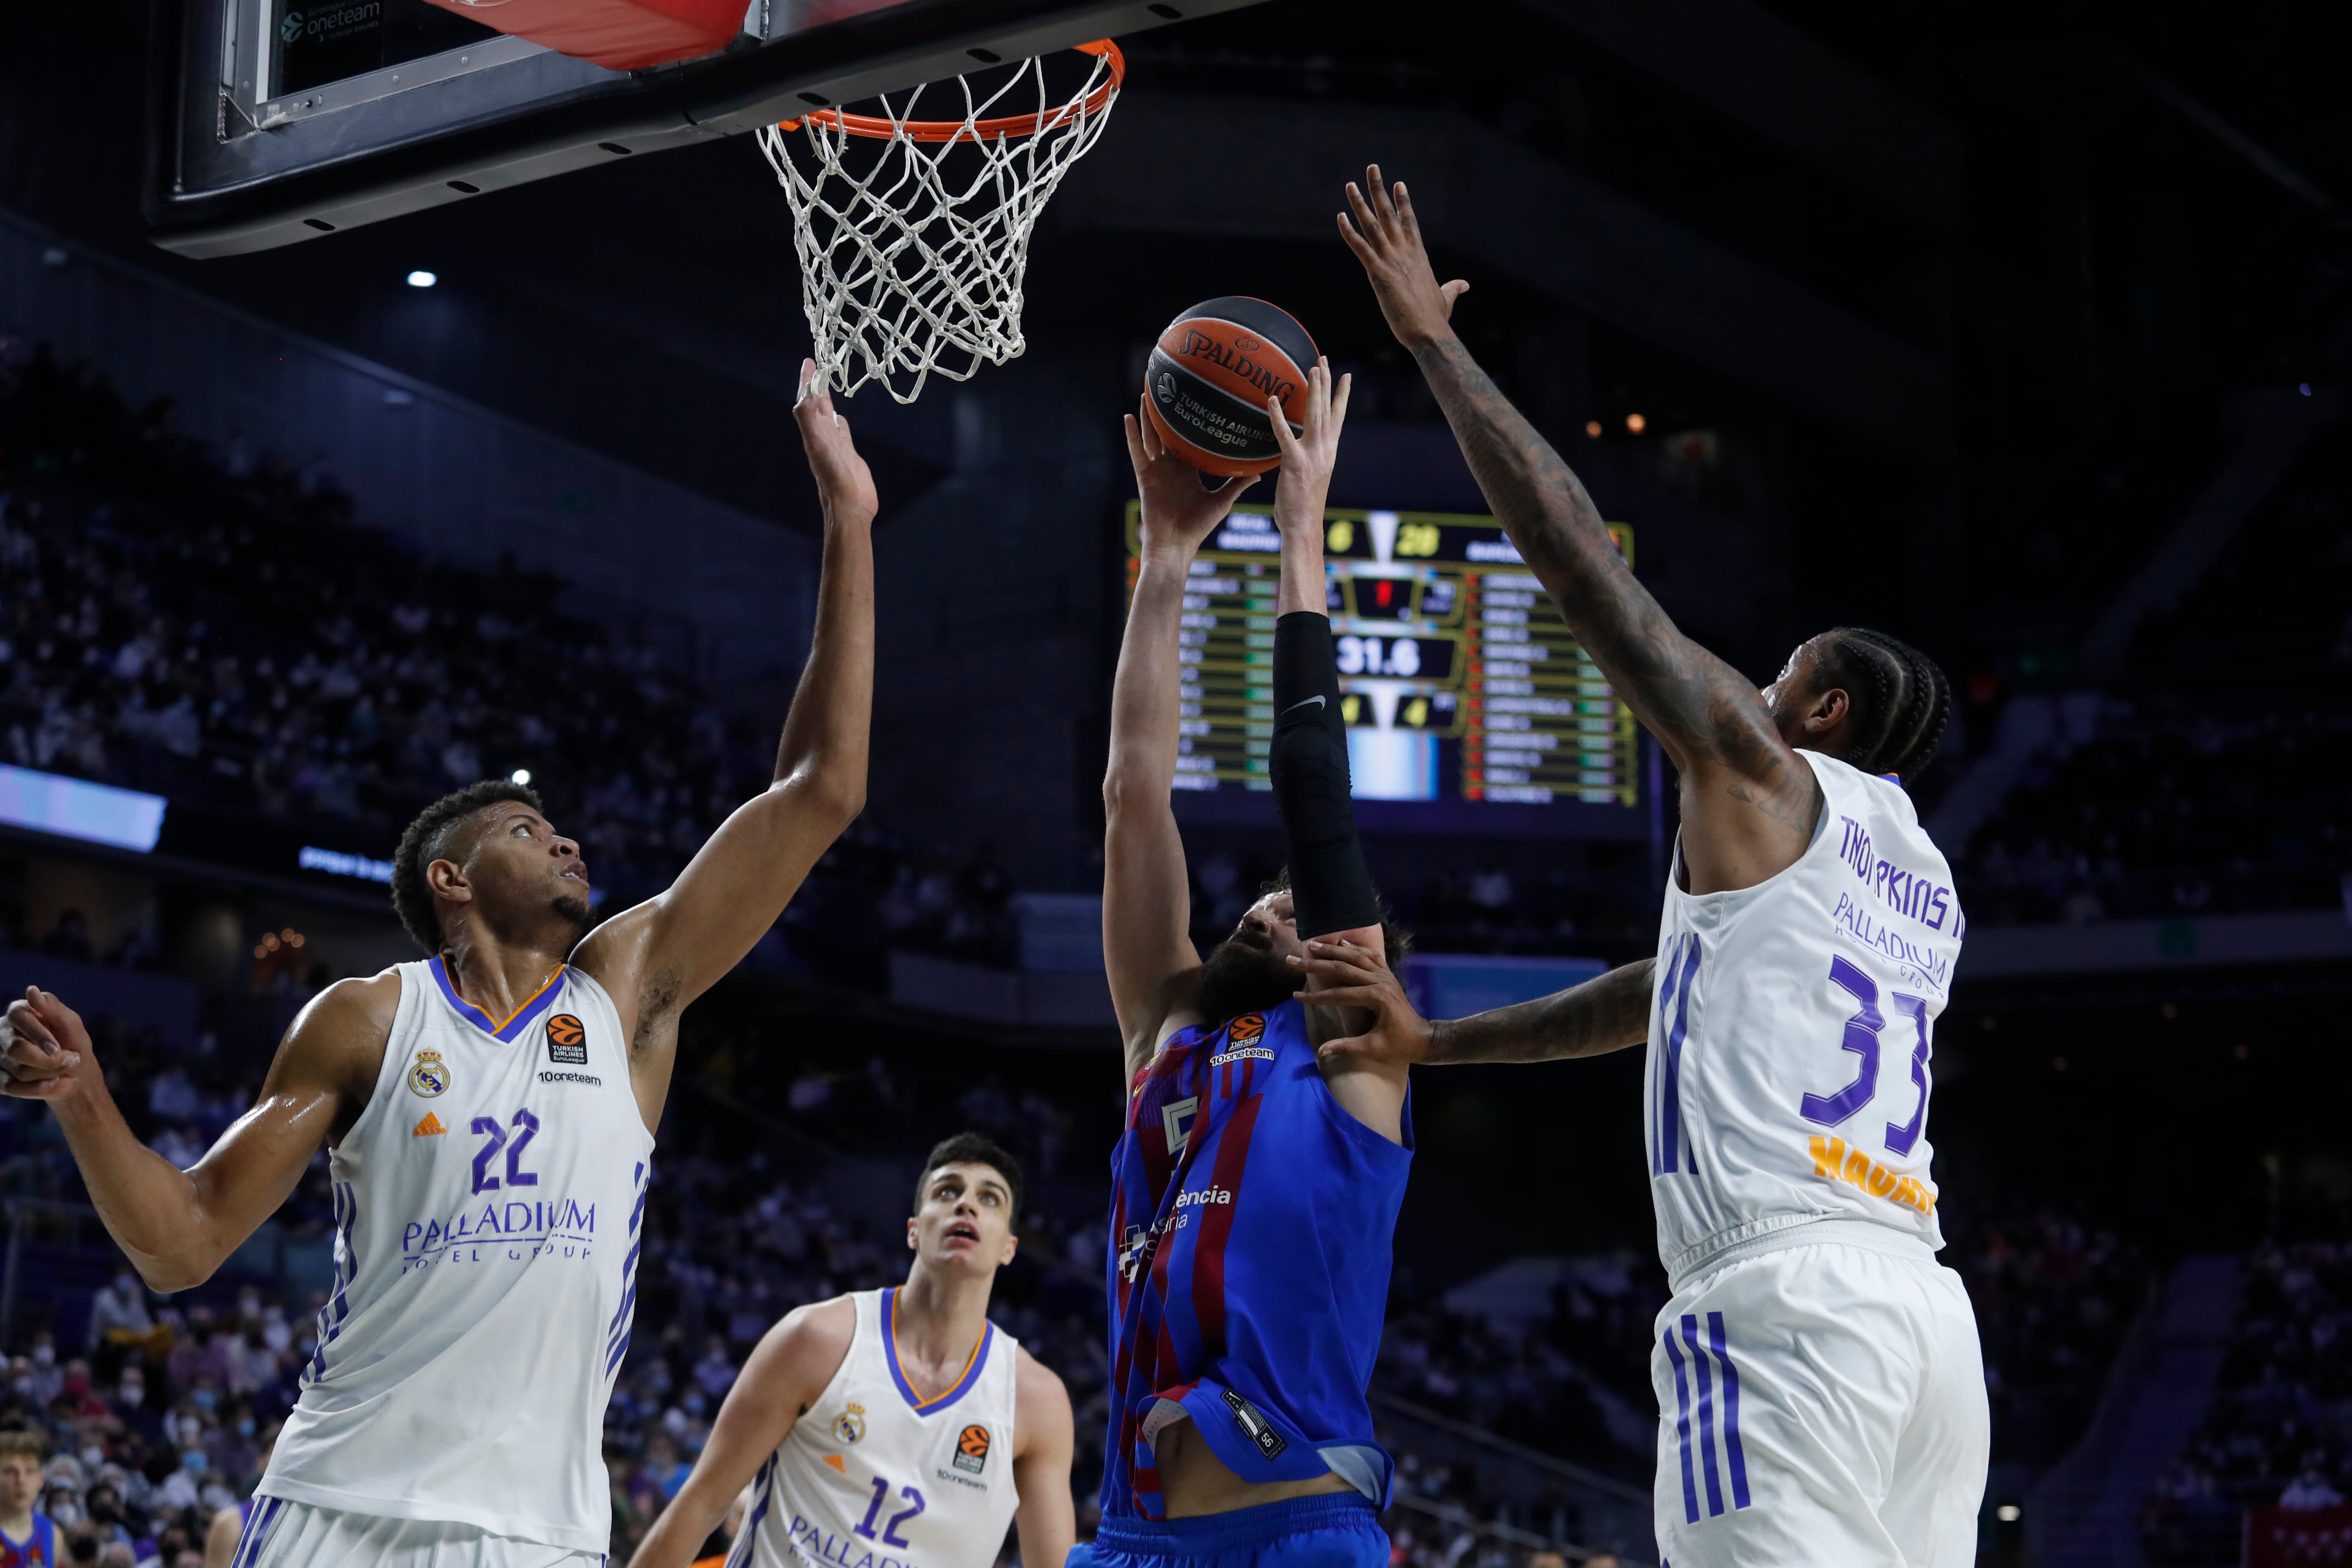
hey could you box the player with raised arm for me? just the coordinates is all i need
[1330,167,1982,1568]
[0,361,878,1568]
[629,1133,1075,1568]
[1081,357,1410,1568]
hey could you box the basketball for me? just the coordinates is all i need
[1143,296,1320,477]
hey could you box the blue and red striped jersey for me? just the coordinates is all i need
[0,1514,55,1567]
[1100,996,1412,1520]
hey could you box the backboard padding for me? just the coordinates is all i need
[149,0,1269,257]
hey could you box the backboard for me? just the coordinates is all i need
[148,0,1267,258]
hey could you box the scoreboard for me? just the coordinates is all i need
[1123,506,1640,811]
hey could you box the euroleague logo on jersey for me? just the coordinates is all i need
[546,1013,588,1066]
[952,1424,991,1474]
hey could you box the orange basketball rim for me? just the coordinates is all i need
[780,40,1125,143]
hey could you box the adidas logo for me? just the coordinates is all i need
[413,1112,447,1137]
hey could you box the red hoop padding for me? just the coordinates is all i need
[780,40,1124,143]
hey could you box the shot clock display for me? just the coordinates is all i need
[1123,506,1640,810]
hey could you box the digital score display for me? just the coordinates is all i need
[1123,507,1640,810]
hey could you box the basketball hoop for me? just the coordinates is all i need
[756,41,1126,404]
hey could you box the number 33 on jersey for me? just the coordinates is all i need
[1645,750,1964,1286]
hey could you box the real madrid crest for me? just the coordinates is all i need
[834,1401,866,1445]
[408,1048,451,1098]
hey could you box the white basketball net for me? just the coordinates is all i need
[755,47,1122,404]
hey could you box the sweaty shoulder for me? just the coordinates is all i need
[275,970,404,1141]
[746,1294,857,1413]
[1012,1344,1071,1458]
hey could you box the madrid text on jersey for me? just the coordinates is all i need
[400,1196,598,1271]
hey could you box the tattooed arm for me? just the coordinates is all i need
[1337,167,1820,894]
[1290,941,1655,1069]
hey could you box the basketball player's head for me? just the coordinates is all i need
[391,780,594,956]
[907,1132,1024,1278]
[1763,628,1952,782]
[0,1429,45,1515]
[1195,876,1411,1026]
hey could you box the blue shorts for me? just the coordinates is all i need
[1072,1494,1387,1568]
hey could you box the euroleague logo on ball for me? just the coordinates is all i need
[1142,297,1317,478]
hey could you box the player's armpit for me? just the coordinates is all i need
[1010,1348,1076,1568]
[46,974,390,1294]
[632,1297,855,1568]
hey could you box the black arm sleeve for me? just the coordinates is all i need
[1271,611,1381,939]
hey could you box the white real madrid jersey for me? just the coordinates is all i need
[734,1289,1022,1568]
[258,957,654,1554]
[1645,749,1966,1289]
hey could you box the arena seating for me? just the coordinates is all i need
[2142,1239,2352,1565]
[1956,438,2352,928]
[0,344,1018,976]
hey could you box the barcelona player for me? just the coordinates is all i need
[1082,357,1410,1568]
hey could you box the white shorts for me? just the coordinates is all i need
[237,1499,604,1568]
[1648,1239,1988,1568]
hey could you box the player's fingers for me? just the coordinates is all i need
[1282,954,1385,989]
[5,997,57,1052]
[1137,396,1168,463]
[1328,371,1353,437]
[0,1070,73,1101]
[1393,180,1422,242]
[793,358,829,415]
[1266,394,1303,464]
[1343,182,1382,244]
[1336,210,1380,269]
[1314,1033,1387,1064]
[1302,938,1383,971]
[1122,413,1149,475]
[1211,472,1261,504]
[1367,165,1398,228]
[1302,983,1396,1014]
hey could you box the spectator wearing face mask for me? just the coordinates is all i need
[0,1429,58,1568]
[20,1341,60,1412]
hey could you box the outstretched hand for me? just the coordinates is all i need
[1266,358,1351,534]
[794,358,879,525]
[1337,164,1470,349]
[1125,396,1261,559]
[1290,939,1433,1071]
[1,987,91,1102]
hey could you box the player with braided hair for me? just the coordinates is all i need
[1811,628,1953,782]
[1303,169,1985,1568]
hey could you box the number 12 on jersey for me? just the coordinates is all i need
[855,1475,925,1547]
